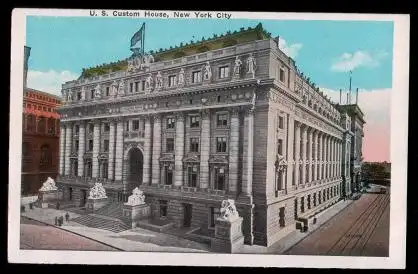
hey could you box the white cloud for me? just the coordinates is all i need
[27,70,79,96]
[320,86,391,162]
[278,38,303,59]
[330,50,389,72]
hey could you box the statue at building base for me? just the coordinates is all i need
[125,187,146,206]
[219,199,240,221]
[88,182,107,199]
[39,177,58,192]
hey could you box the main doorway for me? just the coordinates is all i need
[128,147,144,186]
[80,189,87,207]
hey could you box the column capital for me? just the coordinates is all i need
[143,114,151,122]
[230,106,241,116]
[175,112,185,122]
[200,108,211,119]
[152,113,162,123]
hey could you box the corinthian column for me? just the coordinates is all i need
[143,115,152,185]
[151,114,162,185]
[108,120,116,180]
[199,109,210,189]
[59,124,66,175]
[92,120,100,178]
[114,119,124,182]
[301,125,307,184]
[78,122,85,177]
[174,113,185,187]
[242,108,254,195]
[294,121,301,185]
[228,107,240,193]
[318,132,323,180]
[307,128,313,183]
[286,116,295,188]
[64,123,72,175]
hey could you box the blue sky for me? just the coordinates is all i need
[26,16,394,92]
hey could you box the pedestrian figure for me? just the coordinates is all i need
[59,216,64,226]
[56,202,60,210]
[54,216,58,226]
[65,212,70,222]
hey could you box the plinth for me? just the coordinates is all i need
[122,203,151,228]
[86,197,108,212]
[37,189,58,208]
[211,216,244,253]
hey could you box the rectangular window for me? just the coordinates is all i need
[190,137,199,152]
[141,80,146,91]
[90,90,94,99]
[105,87,110,96]
[279,67,285,82]
[165,166,173,185]
[77,92,82,100]
[88,140,93,151]
[279,116,284,129]
[313,193,317,207]
[169,75,177,87]
[129,82,133,93]
[103,140,109,152]
[135,82,139,92]
[159,200,168,217]
[307,194,311,209]
[192,71,202,83]
[190,116,200,128]
[43,106,47,111]
[89,124,94,133]
[74,140,79,152]
[219,66,229,79]
[214,167,225,190]
[216,113,228,127]
[301,197,305,213]
[216,137,227,153]
[102,163,108,179]
[210,207,221,227]
[166,138,175,152]
[277,139,283,155]
[75,125,80,135]
[166,117,176,129]
[125,121,129,131]
[132,120,140,131]
[187,165,198,187]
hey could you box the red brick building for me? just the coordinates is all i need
[21,46,62,195]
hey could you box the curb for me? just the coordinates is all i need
[280,199,354,254]
[21,215,125,251]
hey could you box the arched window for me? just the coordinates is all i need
[38,117,46,133]
[40,144,51,166]
[27,114,35,132]
[47,118,55,134]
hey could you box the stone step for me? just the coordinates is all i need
[72,214,130,233]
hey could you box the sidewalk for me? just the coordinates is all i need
[239,199,354,254]
[21,207,210,253]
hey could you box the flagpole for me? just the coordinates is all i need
[349,70,352,104]
[142,22,145,56]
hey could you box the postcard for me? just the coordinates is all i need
[8,9,409,268]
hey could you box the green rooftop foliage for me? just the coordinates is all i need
[80,23,271,79]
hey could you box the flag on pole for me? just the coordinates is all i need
[130,23,145,50]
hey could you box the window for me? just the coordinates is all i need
[104,123,110,132]
[129,82,133,93]
[88,140,93,151]
[38,117,46,133]
[159,200,168,217]
[134,82,139,92]
[216,113,228,127]
[48,108,51,112]
[166,117,175,129]
[217,95,221,102]
[89,124,94,133]
[192,71,202,83]
[105,87,110,96]
[277,139,283,155]
[169,75,177,87]
[86,161,93,177]
[141,81,146,91]
[190,137,199,152]
[22,142,30,156]
[210,207,221,227]
[77,92,82,100]
[189,99,193,105]
[75,125,80,135]
[26,115,34,132]
[307,194,311,209]
[132,120,139,131]
[40,144,50,165]
[187,165,198,187]
[279,207,286,227]
[125,121,129,131]
[313,193,317,207]
[165,166,173,185]
[300,197,305,213]
[219,66,229,79]
[190,116,200,128]
[74,140,79,152]
[279,116,284,129]
[279,66,285,82]
[214,167,225,190]
[166,138,175,152]
[90,90,94,99]
[43,106,47,111]
[103,140,109,152]
[102,162,108,179]
[216,137,227,153]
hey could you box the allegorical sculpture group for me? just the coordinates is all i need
[63,52,257,103]
[39,177,58,192]
[88,182,107,199]
[124,187,146,206]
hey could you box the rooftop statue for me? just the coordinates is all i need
[94,84,102,98]
[124,187,146,206]
[111,81,118,97]
[155,71,163,89]
[178,68,185,86]
[39,177,58,192]
[127,58,135,72]
[88,182,107,199]
[233,56,243,77]
[117,80,125,96]
[66,89,73,102]
[203,61,212,81]
[218,199,240,221]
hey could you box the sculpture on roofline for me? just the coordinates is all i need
[66,89,73,102]
[155,71,163,89]
[111,80,118,97]
[247,53,257,78]
[218,199,240,221]
[127,58,135,72]
[145,74,154,92]
[94,84,102,98]
[233,56,243,76]
[124,187,146,206]
[39,177,58,192]
[118,80,125,96]
[88,182,107,199]
[178,68,185,86]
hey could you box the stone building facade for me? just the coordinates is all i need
[56,25,364,247]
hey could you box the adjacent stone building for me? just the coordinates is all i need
[56,23,365,246]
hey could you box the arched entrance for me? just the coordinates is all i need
[128,147,144,186]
